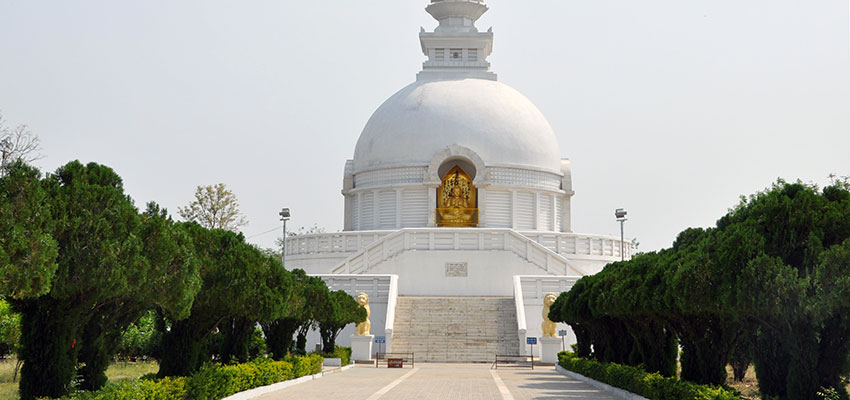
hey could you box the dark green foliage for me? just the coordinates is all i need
[261,269,329,359]
[729,330,752,383]
[558,351,744,400]
[315,346,352,366]
[261,270,312,360]
[117,310,160,361]
[0,161,58,299]
[0,299,20,358]
[550,180,850,399]
[156,224,292,377]
[318,290,367,353]
[15,161,144,400]
[73,201,202,391]
[1,161,203,398]
[17,298,79,400]
[51,355,323,400]
[262,317,300,360]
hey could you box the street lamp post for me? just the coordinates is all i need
[615,208,628,261]
[279,208,290,267]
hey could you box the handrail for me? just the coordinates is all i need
[329,228,587,276]
[513,275,528,343]
[513,275,527,356]
[385,274,399,348]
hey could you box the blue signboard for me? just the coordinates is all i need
[526,337,537,345]
[374,336,386,344]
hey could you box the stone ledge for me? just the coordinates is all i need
[222,364,355,400]
[555,364,649,400]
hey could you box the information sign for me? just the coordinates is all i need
[374,336,386,344]
[526,337,537,345]
[558,329,567,337]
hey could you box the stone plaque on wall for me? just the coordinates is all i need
[445,262,468,277]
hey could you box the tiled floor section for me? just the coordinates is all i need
[255,363,618,400]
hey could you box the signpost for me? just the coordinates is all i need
[558,329,567,351]
[375,335,386,355]
[527,336,537,361]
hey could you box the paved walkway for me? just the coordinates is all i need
[254,363,617,400]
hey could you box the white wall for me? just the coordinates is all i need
[304,274,396,358]
[369,250,554,296]
[515,275,579,357]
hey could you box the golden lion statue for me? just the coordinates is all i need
[355,292,371,336]
[541,292,558,337]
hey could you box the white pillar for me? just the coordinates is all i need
[351,335,374,361]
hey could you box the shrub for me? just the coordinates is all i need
[284,353,323,377]
[313,346,352,366]
[185,358,295,400]
[558,351,744,400]
[45,376,187,400]
[47,354,323,400]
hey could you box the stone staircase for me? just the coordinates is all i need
[391,296,519,362]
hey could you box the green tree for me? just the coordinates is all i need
[0,161,57,299]
[178,183,248,232]
[726,182,850,400]
[261,269,314,359]
[2,161,201,399]
[318,290,367,353]
[117,310,160,361]
[156,223,291,377]
[76,202,201,390]
[12,161,143,400]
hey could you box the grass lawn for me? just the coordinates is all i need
[0,358,159,400]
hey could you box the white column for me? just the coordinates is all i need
[477,187,486,227]
[395,188,402,229]
[427,185,438,227]
[535,192,541,230]
[511,189,518,229]
[550,193,557,231]
[372,191,379,229]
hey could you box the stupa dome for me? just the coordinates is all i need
[352,78,562,174]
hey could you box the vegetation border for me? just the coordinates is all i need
[557,351,744,400]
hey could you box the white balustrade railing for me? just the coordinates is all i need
[311,273,399,352]
[328,228,588,276]
[513,275,580,356]
[286,230,632,260]
[285,231,390,256]
[513,276,528,354]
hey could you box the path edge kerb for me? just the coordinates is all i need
[555,364,649,400]
[222,364,356,400]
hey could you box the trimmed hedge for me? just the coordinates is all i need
[314,346,352,366]
[558,351,744,400]
[48,355,324,400]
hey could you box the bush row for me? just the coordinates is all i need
[314,346,352,366]
[558,351,743,400]
[47,354,323,400]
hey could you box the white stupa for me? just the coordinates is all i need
[291,0,631,362]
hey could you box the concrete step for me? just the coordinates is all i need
[391,296,519,362]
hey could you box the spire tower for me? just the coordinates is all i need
[418,0,496,81]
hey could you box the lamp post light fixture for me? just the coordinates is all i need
[279,208,290,267]
[615,208,628,261]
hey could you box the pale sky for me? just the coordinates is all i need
[1,1,848,253]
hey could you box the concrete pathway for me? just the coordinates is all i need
[254,363,618,400]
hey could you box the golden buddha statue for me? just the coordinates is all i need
[437,166,477,227]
